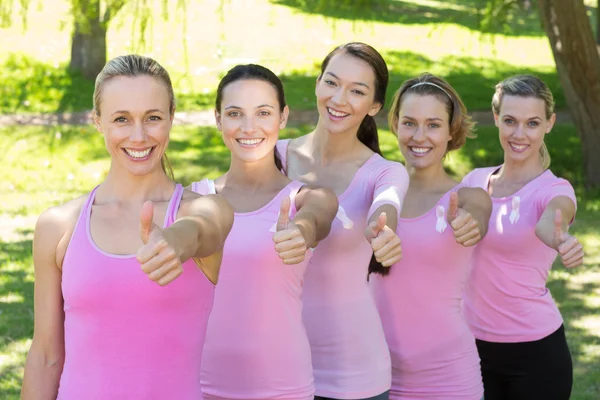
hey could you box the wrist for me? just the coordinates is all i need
[293,211,318,247]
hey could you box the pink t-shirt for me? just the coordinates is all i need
[192,179,314,400]
[462,167,577,343]
[277,139,409,399]
[58,184,214,400]
[370,186,483,400]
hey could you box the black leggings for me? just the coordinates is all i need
[314,391,389,400]
[476,325,572,400]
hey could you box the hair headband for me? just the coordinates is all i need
[409,81,452,99]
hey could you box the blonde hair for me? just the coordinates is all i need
[388,73,475,153]
[93,54,175,178]
[492,75,553,170]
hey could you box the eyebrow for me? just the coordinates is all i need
[325,72,370,89]
[224,104,276,110]
[502,114,542,121]
[402,115,444,121]
[111,109,165,116]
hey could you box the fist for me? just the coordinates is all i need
[553,209,584,268]
[273,196,308,265]
[447,192,481,247]
[136,201,184,285]
[365,212,402,267]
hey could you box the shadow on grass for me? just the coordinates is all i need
[271,0,545,37]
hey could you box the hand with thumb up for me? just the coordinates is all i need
[552,209,584,268]
[273,196,309,265]
[364,212,402,267]
[447,191,481,247]
[136,201,184,285]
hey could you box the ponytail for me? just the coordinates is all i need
[274,148,283,172]
[161,153,174,180]
[540,142,551,170]
[357,115,382,155]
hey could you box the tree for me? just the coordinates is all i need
[0,0,182,79]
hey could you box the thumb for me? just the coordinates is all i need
[140,201,155,244]
[276,196,291,232]
[447,192,459,222]
[369,212,387,237]
[554,209,566,243]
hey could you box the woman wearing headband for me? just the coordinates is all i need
[277,42,409,400]
[461,75,584,399]
[370,73,490,400]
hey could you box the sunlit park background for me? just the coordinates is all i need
[1,0,599,398]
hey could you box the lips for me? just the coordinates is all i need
[327,107,350,120]
[509,142,529,153]
[236,138,264,147]
[123,147,154,160]
[408,146,432,157]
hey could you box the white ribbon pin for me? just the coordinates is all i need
[435,205,448,233]
[336,206,354,230]
[509,196,520,224]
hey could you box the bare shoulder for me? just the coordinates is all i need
[458,186,492,208]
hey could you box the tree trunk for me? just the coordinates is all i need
[597,0,600,45]
[69,0,107,80]
[538,0,600,190]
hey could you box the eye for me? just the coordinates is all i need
[258,110,271,116]
[402,121,415,127]
[114,116,127,123]
[148,115,162,121]
[503,118,515,125]
[324,80,336,87]
[227,111,241,117]
[528,121,539,127]
[428,123,440,129]
[351,89,366,96]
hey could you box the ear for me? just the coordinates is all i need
[214,109,222,131]
[93,112,102,133]
[170,106,176,124]
[315,76,320,97]
[368,101,383,117]
[280,105,290,129]
[493,113,500,128]
[546,112,556,134]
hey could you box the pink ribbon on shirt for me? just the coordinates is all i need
[436,205,448,233]
[509,196,520,224]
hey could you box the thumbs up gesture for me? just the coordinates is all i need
[364,212,402,267]
[136,201,184,285]
[273,196,308,265]
[447,192,481,247]
[552,209,584,268]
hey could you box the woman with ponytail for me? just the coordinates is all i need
[276,42,409,400]
[461,75,585,399]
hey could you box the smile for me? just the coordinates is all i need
[123,147,154,160]
[409,146,432,156]
[327,107,350,119]
[236,138,264,147]
[509,142,529,153]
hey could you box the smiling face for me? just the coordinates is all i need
[315,51,382,135]
[396,93,451,170]
[494,94,555,166]
[216,79,288,164]
[94,75,173,177]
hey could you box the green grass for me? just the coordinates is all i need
[0,123,599,399]
[0,0,567,114]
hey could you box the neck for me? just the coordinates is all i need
[498,156,545,184]
[99,164,174,204]
[223,153,285,191]
[406,161,451,191]
[309,119,367,165]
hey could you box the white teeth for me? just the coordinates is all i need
[511,143,528,150]
[410,147,430,154]
[328,108,349,117]
[125,148,152,158]
[237,138,263,145]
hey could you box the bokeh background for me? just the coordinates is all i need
[1,1,599,398]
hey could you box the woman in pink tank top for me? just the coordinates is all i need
[277,43,409,400]
[461,75,585,400]
[21,55,234,400]
[190,64,338,400]
[370,73,492,400]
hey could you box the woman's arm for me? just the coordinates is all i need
[136,193,234,286]
[448,187,493,247]
[535,196,584,268]
[22,205,76,399]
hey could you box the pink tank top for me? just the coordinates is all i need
[277,139,409,399]
[192,179,314,400]
[370,187,483,400]
[462,167,577,343]
[58,184,215,400]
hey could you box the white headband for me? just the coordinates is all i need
[410,82,452,99]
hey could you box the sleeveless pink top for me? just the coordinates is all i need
[192,179,314,400]
[461,167,577,343]
[370,187,483,400]
[57,184,215,400]
[277,139,409,399]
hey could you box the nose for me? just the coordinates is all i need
[241,115,255,134]
[413,125,427,142]
[129,122,148,143]
[331,87,347,105]
[513,123,525,138]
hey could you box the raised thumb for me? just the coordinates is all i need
[140,201,155,244]
[447,192,459,222]
[276,196,291,232]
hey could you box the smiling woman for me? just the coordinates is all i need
[20,54,235,400]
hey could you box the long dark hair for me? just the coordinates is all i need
[319,42,389,155]
[320,43,390,276]
[215,64,285,170]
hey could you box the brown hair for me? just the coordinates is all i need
[93,54,174,178]
[388,72,475,153]
[492,74,554,170]
[319,42,389,155]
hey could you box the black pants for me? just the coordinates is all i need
[476,325,572,400]
[314,390,389,400]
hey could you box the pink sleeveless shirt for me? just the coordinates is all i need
[370,187,483,400]
[461,167,577,343]
[58,184,215,400]
[277,139,409,399]
[192,179,314,400]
